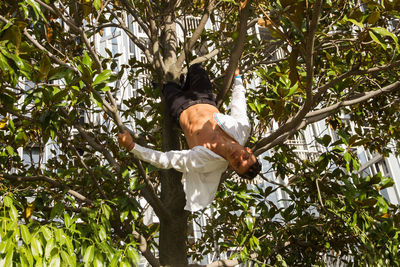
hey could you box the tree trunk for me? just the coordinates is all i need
[159,102,189,266]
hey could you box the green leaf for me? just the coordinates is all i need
[110,252,121,267]
[371,27,400,52]
[26,0,48,22]
[5,146,17,156]
[344,16,364,29]
[48,67,73,81]
[82,51,93,71]
[344,152,351,164]
[15,131,28,146]
[287,82,299,97]
[91,92,103,108]
[20,224,31,245]
[93,70,111,86]
[83,245,94,264]
[41,226,53,241]
[9,205,18,221]
[39,55,51,80]
[3,196,13,207]
[367,11,380,24]
[244,214,254,231]
[64,235,74,254]
[344,152,352,172]
[64,213,72,228]
[61,250,76,267]
[101,204,111,220]
[98,225,106,242]
[369,31,387,50]
[31,236,43,258]
[380,176,394,190]
[22,246,33,266]
[55,228,65,245]
[50,201,64,219]
[0,238,12,254]
[20,253,29,267]
[93,251,104,267]
[8,25,21,50]
[49,254,60,267]
[93,0,102,11]
[45,238,55,259]
[126,246,139,265]
[3,249,13,267]
[120,210,129,222]
[120,259,131,267]
[52,89,69,104]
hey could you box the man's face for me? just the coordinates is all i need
[227,145,257,175]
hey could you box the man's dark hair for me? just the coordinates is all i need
[239,158,262,180]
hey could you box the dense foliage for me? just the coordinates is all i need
[0,0,399,266]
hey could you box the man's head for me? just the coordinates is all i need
[227,145,261,180]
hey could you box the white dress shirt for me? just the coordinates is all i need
[130,77,250,211]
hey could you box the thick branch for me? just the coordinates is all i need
[216,0,253,106]
[304,0,323,97]
[314,60,400,101]
[119,0,151,38]
[176,0,217,67]
[133,230,160,267]
[254,81,400,154]
[133,157,172,221]
[189,48,220,66]
[254,0,325,154]
[307,81,400,119]
[2,174,93,204]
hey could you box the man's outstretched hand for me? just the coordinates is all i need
[118,130,135,151]
[235,67,240,77]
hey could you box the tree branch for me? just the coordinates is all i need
[254,0,324,154]
[59,134,108,200]
[133,230,160,267]
[189,253,257,267]
[0,15,78,73]
[119,0,151,38]
[314,60,400,102]
[189,48,220,66]
[132,156,171,221]
[1,174,93,204]
[307,80,400,119]
[254,81,400,154]
[103,9,154,66]
[216,0,253,106]
[176,0,217,67]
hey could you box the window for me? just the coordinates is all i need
[184,16,201,37]
[23,146,42,167]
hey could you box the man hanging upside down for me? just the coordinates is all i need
[118,63,261,211]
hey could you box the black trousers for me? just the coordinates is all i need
[162,64,217,125]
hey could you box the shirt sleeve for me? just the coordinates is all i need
[230,77,250,128]
[129,144,224,173]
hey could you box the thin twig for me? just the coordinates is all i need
[2,174,93,204]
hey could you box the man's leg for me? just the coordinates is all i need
[162,82,187,123]
[182,64,213,94]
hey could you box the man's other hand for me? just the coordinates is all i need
[234,67,240,77]
[118,131,135,151]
